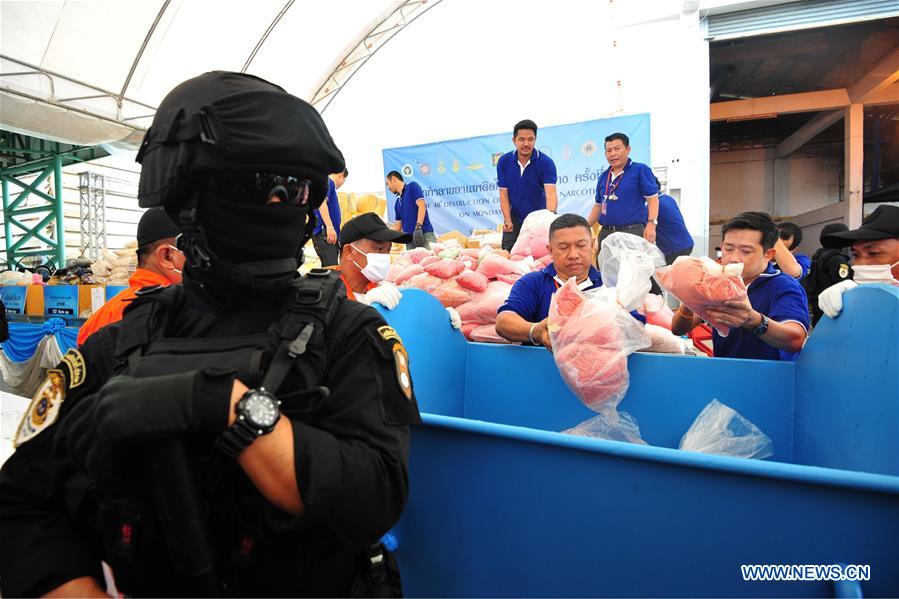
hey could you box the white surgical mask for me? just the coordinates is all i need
[351,245,391,283]
[852,261,899,284]
[166,245,183,275]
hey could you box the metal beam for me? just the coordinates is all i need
[119,0,172,104]
[775,110,845,158]
[848,44,899,103]
[844,104,864,229]
[242,0,296,73]
[1,158,67,269]
[711,88,851,121]
[309,0,444,113]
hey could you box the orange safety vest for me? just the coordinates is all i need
[77,269,174,346]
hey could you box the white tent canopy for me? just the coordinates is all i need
[2,0,750,252]
[0,0,439,147]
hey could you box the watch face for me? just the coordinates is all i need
[245,393,279,428]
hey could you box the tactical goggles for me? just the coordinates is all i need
[206,172,313,207]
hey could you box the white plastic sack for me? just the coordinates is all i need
[563,411,647,445]
[597,232,666,310]
[679,399,774,459]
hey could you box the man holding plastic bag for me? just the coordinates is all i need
[547,232,663,413]
[667,212,809,361]
[496,215,646,349]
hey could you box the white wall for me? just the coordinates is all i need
[708,145,843,254]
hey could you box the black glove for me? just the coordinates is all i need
[55,370,234,480]
[412,224,425,248]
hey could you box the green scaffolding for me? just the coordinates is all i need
[0,130,107,270]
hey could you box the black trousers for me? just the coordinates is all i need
[312,231,340,267]
[501,214,524,252]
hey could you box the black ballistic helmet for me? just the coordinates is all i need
[135,72,345,288]
[137,71,344,212]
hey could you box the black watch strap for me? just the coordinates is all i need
[215,419,258,458]
[752,313,769,336]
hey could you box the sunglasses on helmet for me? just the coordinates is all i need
[207,172,312,207]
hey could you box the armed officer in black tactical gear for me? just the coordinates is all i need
[0,72,420,597]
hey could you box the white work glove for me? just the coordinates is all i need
[819,280,858,319]
[363,284,403,310]
[446,307,462,330]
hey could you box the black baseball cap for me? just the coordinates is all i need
[137,207,180,247]
[821,205,899,248]
[339,212,412,247]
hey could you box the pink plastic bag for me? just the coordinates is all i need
[401,273,443,294]
[477,253,520,278]
[548,278,650,413]
[456,270,489,293]
[456,281,513,325]
[510,209,555,258]
[432,280,472,308]
[404,248,434,264]
[642,294,674,330]
[470,324,514,344]
[529,237,550,259]
[393,263,425,285]
[419,255,440,268]
[653,256,747,336]
[495,272,522,285]
[644,324,686,354]
[424,259,466,279]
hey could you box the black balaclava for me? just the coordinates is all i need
[195,185,307,266]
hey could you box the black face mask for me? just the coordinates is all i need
[195,187,307,265]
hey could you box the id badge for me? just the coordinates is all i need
[601,201,607,216]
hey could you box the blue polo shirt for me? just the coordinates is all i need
[656,194,694,256]
[713,264,810,362]
[393,181,434,234]
[795,254,811,280]
[594,159,659,227]
[496,149,558,222]
[498,263,646,326]
[313,178,342,236]
[770,253,811,281]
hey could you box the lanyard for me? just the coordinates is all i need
[603,162,627,201]
[553,276,593,290]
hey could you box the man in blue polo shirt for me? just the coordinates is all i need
[496,213,644,349]
[386,170,435,249]
[772,221,812,280]
[497,119,558,251]
[587,132,659,246]
[671,211,809,361]
[311,167,347,267]
[653,177,694,265]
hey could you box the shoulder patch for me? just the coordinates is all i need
[378,325,402,344]
[61,349,86,388]
[838,263,850,279]
[392,342,413,402]
[14,370,66,447]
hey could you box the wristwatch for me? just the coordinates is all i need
[752,313,769,336]
[215,387,281,458]
[649,218,659,226]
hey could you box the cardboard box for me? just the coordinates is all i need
[438,230,467,247]
[25,285,44,316]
